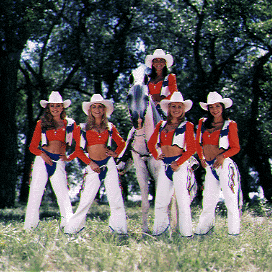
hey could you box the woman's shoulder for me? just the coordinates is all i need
[168,73,176,80]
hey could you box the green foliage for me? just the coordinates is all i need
[10,0,272,203]
[0,203,272,271]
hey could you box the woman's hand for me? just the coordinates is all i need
[157,153,165,160]
[106,149,118,158]
[40,152,53,166]
[171,161,180,172]
[89,160,100,173]
[60,154,70,162]
[213,154,225,169]
[200,159,207,168]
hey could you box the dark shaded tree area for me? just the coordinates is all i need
[1,0,271,208]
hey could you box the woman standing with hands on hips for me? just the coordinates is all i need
[24,91,77,230]
[148,92,196,237]
[195,91,242,236]
[64,94,127,235]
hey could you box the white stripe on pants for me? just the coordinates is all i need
[195,158,241,235]
[64,157,127,234]
[24,156,73,230]
[152,160,193,237]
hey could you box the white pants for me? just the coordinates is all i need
[153,160,193,237]
[24,156,73,230]
[64,157,127,234]
[195,158,242,235]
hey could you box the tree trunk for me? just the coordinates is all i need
[0,53,21,208]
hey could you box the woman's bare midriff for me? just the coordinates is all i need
[43,141,66,154]
[203,144,224,161]
[161,145,184,158]
[87,144,109,161]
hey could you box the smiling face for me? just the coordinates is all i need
[169,102,184,118]
[49,103,64,118]
[208,102,223,118]
[152,58,166,72]
[89,103,105,119]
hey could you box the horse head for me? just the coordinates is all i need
[127,74,161,130]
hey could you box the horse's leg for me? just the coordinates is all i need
[132,152,150,232]
[169,192,179,232]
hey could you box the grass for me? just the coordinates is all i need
[0,200,272,271]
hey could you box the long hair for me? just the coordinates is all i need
[166,104,185,124]
[149,66,168,80]
[41,105,66,130]
[85,105,108,131]
[203,103,228,129]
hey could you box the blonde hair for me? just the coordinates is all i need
[85,104,108,131]
[166,103,185,124]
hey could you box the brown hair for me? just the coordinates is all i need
[41,104,66,130]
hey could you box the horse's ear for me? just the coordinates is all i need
[129,74,134,85]
[144,74,149,85]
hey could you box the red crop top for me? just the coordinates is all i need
[160,129,175,146]
[75,124,126,165]
[195,118,240,160]
[29,119,77,160]
[148,74,178,99]
[202,130,221,145]
[148,121,196,166]
[86,130,109,147]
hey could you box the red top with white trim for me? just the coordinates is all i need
[148,121,196,166]
[74,124,125,165]
[148,74,178,99]
[195,118,240,160]
[29,119,77,160]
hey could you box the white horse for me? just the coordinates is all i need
[118,71,198,233]
[118,73,162,232]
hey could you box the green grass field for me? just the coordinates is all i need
[0,200,271,271]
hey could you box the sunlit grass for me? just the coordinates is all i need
[0,201,271,271]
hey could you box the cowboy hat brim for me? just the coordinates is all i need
[160,99,193,114]
[145,54,174,68]
[82,100,114,117]
[199,98,232,111]
[40,99,71,108]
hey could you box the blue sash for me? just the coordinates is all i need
[206,158,219,180]
[92,157,110,182]
[162,155,181,181]
[41,148,61,177]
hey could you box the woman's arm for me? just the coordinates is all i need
[175,122,196,166]
[147,121,163,159]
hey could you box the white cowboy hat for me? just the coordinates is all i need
[82,94,114,117]
[199,91,233,111]
[40,91,71,108]
[160,92,193,114]
[145,49,174,68]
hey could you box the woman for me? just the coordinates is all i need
[195,91,242,236]
[24,91,77,230]
[64,94,127,235]
[148,92,196,237]
[145,49,178,106]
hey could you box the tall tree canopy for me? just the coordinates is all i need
[1,0,271,207]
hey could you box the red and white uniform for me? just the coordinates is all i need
[24,119,77,230]
[148,74,178,100]
[148,120,196,237]
[64,123,127,234]
[195,118,242,235]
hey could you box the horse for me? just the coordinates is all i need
[118,72,162,232]
[117,70,198,233]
